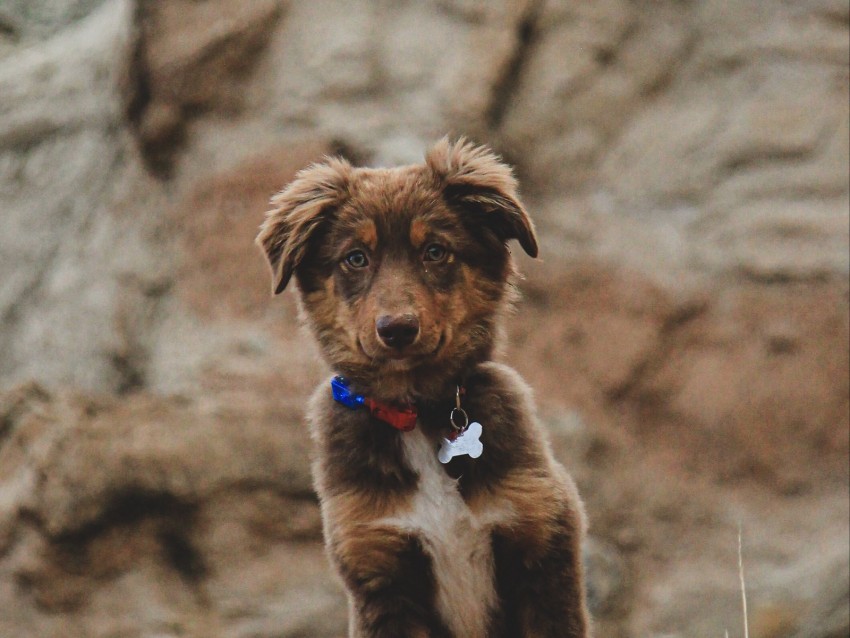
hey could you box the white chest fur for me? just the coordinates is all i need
[376,429,511,638]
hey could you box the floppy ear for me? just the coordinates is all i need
[426,137,538,257]
[256,157,351,294]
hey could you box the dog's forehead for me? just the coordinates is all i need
[340,165,452,232]
[349,165,432,205]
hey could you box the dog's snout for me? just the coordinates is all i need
[376,314,420,349]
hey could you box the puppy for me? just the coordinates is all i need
[257,138,590,637]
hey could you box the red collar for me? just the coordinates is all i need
[362,397,418,432]
[331,376,418,431]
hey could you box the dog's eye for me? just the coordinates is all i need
[423,243,448,263]
[344,250,369,269]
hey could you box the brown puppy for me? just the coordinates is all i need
[257,138,590,637]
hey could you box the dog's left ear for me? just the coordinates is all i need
[426,137,538,258]
[256,157,351,294]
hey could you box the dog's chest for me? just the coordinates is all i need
[381,429,508,638]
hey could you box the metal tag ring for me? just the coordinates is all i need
[450,407,469,432]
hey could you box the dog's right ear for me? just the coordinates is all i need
[256,158,351,294]
[426,137,538,258]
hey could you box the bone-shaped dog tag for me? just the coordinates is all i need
[438,421,483,464]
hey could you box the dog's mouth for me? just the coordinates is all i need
[357,332,446,366]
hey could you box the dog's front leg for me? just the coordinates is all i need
[331,526,451,638]
[492,509,591,637]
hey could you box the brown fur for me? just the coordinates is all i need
[257,138,590,637]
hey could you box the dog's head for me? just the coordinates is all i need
[256,138,537,400]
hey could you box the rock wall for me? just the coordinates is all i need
[0,1,847,637]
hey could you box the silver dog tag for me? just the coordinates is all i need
[438,421,484,464]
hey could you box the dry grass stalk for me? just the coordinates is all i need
[738,525,750,638]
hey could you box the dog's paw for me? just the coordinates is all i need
[438,421,483,464]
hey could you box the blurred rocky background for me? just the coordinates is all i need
[0,1,847,636]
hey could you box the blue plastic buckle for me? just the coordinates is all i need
[331,376,364,409]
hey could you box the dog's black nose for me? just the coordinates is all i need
[376,314,420,349]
